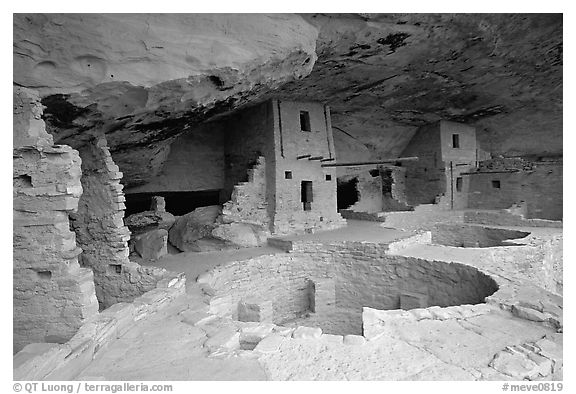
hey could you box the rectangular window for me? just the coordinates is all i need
[36,270,52,280]
[109,264,122,274]
[285,171,292,179]
[452,134,460,148]
[301,181,313,211]
[325,174,332,181]
[300,111,311,132]
[456,177,463,192]
[492,180,501,189]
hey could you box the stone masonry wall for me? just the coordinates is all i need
[273,158,344,235]
[13,87,99,352]
[272,100,344,234]
[70,136,167,309]
[400,123,446,206]
[199,253,332,324]
[466,159,563,220]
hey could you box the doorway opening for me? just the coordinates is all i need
[301,181,313,211]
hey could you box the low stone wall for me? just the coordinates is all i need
[14,272,186,381]
[431,224,531,248]
[339,209,386,222]
[464,209,562,228]
[382,204,465,231]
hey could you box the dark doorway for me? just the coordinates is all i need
[337,177,359,210]
[456,177,463,192]
[124,190,222,216]
[301,181,313,211]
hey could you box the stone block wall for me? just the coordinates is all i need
[400,123,446,206]
[13,87,99,352]
[276,100,335,160]
[273,158,344,234]
[463,209,562,228]
[199,253,333,324]
[439,120,478,164]
[466,158,563,220]
[297,242,498,334]
[70,136,167,309]
[382,204,465,232]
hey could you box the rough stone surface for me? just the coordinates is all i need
[212,223,268,248]
[133,229,168,260]
[168,206,221,252]
[125,211,175,235]
[13,14,318,187]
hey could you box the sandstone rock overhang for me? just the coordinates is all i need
[13,13,562,191]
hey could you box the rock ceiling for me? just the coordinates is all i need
[13,13,562,187]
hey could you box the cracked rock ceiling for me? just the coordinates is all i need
[13,13,562,187]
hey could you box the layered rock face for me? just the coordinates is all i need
[13,13,319,187]
[13,87,99,352]
[13,14,561,196]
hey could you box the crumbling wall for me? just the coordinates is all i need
[221,156,269,227]
[13,87,99,352]
[223,101,275,200]
[70,136,166,309]
[344,171,383,213]
[466,157,563,220]
[380,166,412,211]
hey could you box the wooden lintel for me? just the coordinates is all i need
[321,157,419,168]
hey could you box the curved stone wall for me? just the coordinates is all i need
[199,241,499,335]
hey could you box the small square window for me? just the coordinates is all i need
[285,171,292,179]
[300,111,311,132]
[452,134,460,148]
[109,264,122,274]
[492,180,501,189]
[325,174,332,181]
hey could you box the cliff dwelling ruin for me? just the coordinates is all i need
[13,13,563,382]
